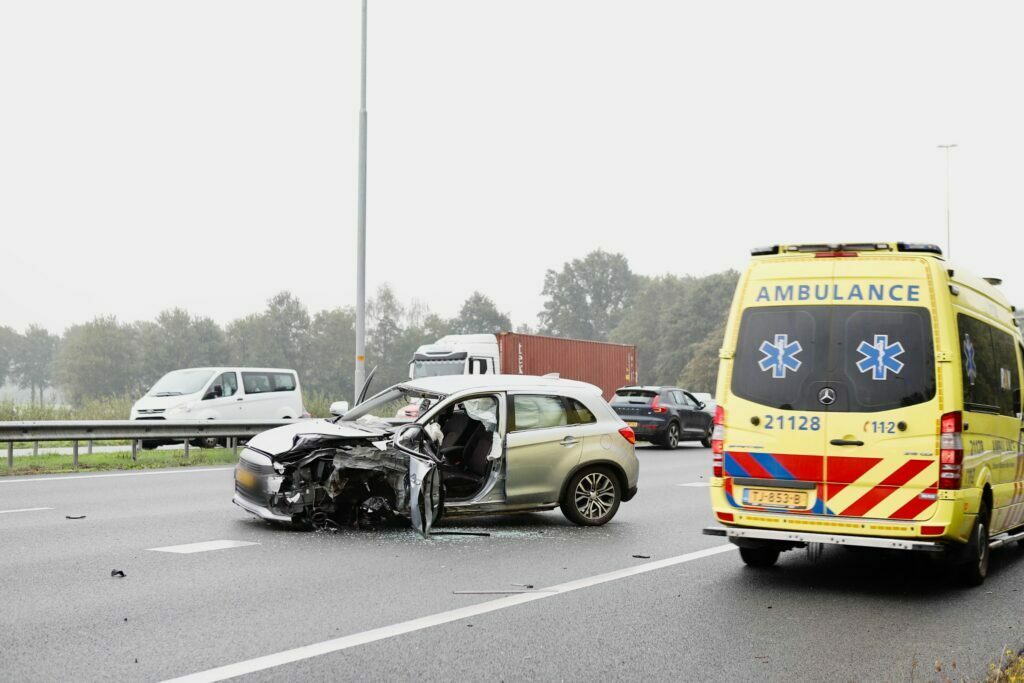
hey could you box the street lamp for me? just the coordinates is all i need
[354,0,368,398]
[937,143,957,258]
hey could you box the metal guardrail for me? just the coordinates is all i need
[1,419,305,469]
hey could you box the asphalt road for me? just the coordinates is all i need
[2,444,1023,682]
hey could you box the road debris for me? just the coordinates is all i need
[453,589,556,595]
[511,583,535,589]
[110,569,126,578]
[632,554,651,559]
[431,531,491,537]
[65,515,86,520]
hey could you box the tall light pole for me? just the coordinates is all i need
[354,0,368,398]
[938,143,957,258]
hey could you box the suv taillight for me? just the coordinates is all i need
[712,405,725,477]
[651,395,668,413]
[939,410,963,489]
[618,426,636,445]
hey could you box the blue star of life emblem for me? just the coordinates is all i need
[759,334,803,379]
[856,334,905,381]
[963,333,977,386]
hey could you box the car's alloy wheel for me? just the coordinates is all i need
[561,467,622,526]
[664,422,680,450]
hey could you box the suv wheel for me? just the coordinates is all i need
[662,422,680,450]
[700,423,713,448]
[561,467,621,526]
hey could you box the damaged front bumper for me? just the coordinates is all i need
[232,492,294,524]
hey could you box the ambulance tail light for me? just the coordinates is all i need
[939,411,963,490]
[651,395,668,413]
[712,405,725,477]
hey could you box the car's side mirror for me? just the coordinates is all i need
[330,400,350,417]
[697,402,706,410]
[203,386,223,400]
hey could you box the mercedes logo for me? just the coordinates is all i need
[818,387,837,406]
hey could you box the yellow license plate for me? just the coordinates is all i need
[626,421,638,427]
[236,468,256,488]
[742,488,808,509]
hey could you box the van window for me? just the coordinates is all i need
[242,372,297,394]
[958,314,1020,416]
[208,372,238,398]
[732,305,936,412]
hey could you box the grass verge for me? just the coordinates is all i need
[990,648,1024,682]
[0,447,238,476]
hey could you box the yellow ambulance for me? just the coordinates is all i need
[704,242,1024,585]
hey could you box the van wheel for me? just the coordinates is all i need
[662,422,680,450]
[700,424,713,448]
[561,467,621,526]
[739,546,780,568]
[958,505,990,586]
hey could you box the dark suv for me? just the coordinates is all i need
[610,386,713,449]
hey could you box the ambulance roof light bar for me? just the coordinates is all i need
[751,242,945,257]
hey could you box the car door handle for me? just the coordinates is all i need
[830,439,864,447]
[236,397,244,401]
[560,436,580,447]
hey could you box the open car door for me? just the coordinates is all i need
[393,423,444,537]
[354,366,378,406]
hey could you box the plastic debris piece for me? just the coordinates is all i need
[453,589,555,595]
[632,554,651,559]
[111,569,126,578]
[65,515,86,520]
[431,531,491,537]
[511,583,535,589]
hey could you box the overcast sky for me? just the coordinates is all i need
[2,1,1023,333]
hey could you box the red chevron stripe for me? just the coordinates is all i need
[729,451,773,479]
[772,454,824,481]
[838,459,932,517]
[888,485,938,520]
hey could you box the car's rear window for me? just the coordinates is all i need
[612,390,656,405]
[732,305,936,413]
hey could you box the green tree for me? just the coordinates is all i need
[450,292,511,334]
[677,321,726,393]
[11,325,58,405]
[226,292,311,375]
[54,317,140,404]
[136,309,229,387]
[539,250,640,340]
[305,307,356,400]
[367,284,410,389]
[0,325,17,387]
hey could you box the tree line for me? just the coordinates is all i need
[0,250,737,407]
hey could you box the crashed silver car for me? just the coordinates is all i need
[233,374,639,535]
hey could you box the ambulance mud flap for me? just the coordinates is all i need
[703,526,945,553]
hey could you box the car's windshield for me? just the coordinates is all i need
[344,385,446,426]
[411,358,465,378]
[148,369,216,397]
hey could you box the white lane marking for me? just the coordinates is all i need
[0,467,234,484]
[677,482,710,487]
[149,540,259,554]
[162,544,737,683]
[0,507,54,515]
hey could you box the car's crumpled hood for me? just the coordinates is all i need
[247,418,389,456]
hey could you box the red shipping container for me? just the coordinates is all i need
[496,333,638,400]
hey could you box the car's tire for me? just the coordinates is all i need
[561,467,622,526]
[958,505,991,586]
[739,545,781,568]
[699,423,713,448]
[661,422,680,450]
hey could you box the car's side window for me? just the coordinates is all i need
[566,398,597,425]
[242,372,271,394]
[671,390,688,407]
[511,395,569,431]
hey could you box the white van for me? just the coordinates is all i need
[131,367,306,422]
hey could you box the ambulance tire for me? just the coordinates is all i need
[958,505,990,587]
[739,545,780,568]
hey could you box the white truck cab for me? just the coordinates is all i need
[410,334,500,379]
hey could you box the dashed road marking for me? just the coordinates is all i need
[161,544,736,683]
[0,507,54,514]
[149,540,260,554]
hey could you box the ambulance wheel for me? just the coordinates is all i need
[958,505,990,587]
[739,545,780,568]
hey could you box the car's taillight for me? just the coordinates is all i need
[651,395,667,413]
[711,405,725,476]
[939,410,963,489]
[618,426,636,445]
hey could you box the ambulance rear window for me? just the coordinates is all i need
[731,305,935,413]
